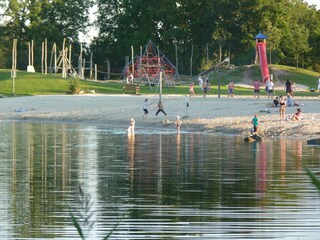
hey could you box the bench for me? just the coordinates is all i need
[123,84,140,94]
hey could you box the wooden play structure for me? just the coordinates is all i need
[122,40,178,89]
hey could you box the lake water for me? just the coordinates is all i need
[0,122,320,240]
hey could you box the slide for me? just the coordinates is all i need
[256,42,270,83]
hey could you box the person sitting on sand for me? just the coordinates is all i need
[291,108,302,121]
[273,96,279,107]
[286,95,299,107]
[175,116,181,132]
[128,118,135,133]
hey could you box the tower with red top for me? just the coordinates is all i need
[255,33,270,83]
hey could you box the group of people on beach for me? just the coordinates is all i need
[127,98,181,134]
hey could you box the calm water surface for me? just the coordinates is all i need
[0,122,319,240]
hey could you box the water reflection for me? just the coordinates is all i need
[0,122,319,239]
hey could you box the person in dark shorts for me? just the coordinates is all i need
[155,101,167,116]
[251,113,259,135]
[142,98,151,118]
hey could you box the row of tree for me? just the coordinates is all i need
[0,0,319,77]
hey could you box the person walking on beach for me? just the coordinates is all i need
[266,79,274,99]
[175,116,181,132]
[284,79,292,95]
[189,82,195,97]
[202,80,208,98]
[228,81,235,97]
[142,98,152,118]
[251,113,259,135]
[155,101,167,116]
[253,79,261,98]
[279,96,286,120]
[198,75,203,90]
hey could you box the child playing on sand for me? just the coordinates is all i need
[273,96,279,107]
[155,101,167,116]
[251,113,259,135]
[175,116,181,132]
[128,118,135,133]
[291,108,302,121]
[142,98,151,118]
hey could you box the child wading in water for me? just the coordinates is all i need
[128,118,135,134]
[175,116,181,132]
[251,113,259,135]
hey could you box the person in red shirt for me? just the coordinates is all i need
[291,108,302,121]
[253,79,261,98]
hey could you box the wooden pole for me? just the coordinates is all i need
[69,44,72,66]
[159,71,162,102]
[131,45,134,75]
[45,38,47,74]
[90,52,93,80]
[31,40,34,66]
[190,44,194,77]
[54,43,57,74]
[82,58,85,80]
[95,64,97,80]
[62,38,66,78]
[206,43,209,64]
[175,43,178,73]
[79,42,83,78]
[157,45,160,65]
[28,42,31,66]
[11,39,17,96]
[107,60,110,80]
[41,42,44,74]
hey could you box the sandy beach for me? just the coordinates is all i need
[0,94,319,139]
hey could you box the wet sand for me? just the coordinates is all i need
[0,94,319,139]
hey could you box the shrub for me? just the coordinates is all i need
[68,79,81,94]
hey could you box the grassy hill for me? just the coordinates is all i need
[0,65,319,97]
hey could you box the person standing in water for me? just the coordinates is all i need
[251,113,259,135]
[175,116,181,132]
[128,118,135,134]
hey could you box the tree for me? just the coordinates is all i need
[0,0,93,69]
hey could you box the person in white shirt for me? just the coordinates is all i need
[266,79,274,99]
[198,75,203,90]
[142,98,152,118]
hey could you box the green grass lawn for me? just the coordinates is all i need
[0,66,318,97]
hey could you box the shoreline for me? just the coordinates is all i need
[0,94,319,140]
